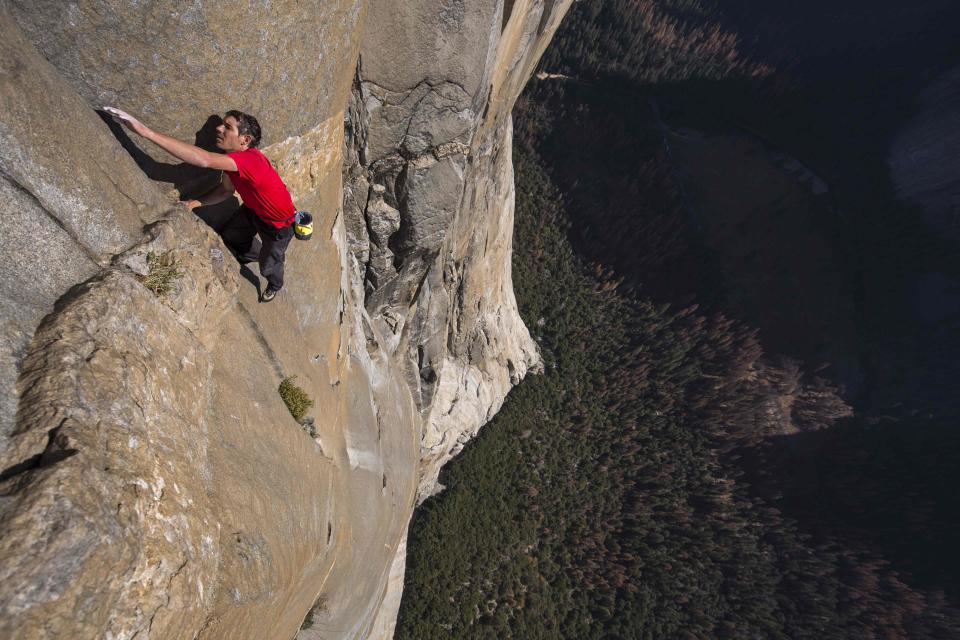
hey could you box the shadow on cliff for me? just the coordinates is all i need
[97,111,239,232]
[0,426,78,487]
[738,414,960,603]
[525,0,960,420]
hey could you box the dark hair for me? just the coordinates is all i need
[225,110,262,148]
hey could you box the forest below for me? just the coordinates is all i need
[396,1,960,637]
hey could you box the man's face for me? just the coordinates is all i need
[215,116,250,152]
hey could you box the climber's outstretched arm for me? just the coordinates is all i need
[104,107,238,172]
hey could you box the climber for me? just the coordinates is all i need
[104,107,296,303]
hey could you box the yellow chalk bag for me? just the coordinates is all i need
[294,211,313,241]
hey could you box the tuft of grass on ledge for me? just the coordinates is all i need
[140,251,183,297]
[300,593,328,630]
[279,376,314,423]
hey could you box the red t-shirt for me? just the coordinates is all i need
[226,148,296,228]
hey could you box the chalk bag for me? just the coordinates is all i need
[294,211,313,241]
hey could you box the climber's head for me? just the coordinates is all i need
[216,111,262,151]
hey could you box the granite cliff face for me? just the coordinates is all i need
[888,63,960,244]
[0,1,570,638]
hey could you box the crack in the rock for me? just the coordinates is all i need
[91,150,157,218]
[235,302,285,380]
[139,556,188,637]
[362,76,475,158]
[0,166,105,267]
[398,88,436,154]
[363,76,470,103]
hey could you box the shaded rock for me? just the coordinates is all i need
[365,185,401,292]
[888,63,960,242]
[396,153,468,256]
[401,82,475,157]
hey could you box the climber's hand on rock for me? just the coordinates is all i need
[183,199,202,212]
[103,107,151,138]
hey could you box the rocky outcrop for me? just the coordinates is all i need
[0,1,570,638]
[0,6,172,446]
[888,63,960,243]
[344,0,570,501]
[1,211,236,638]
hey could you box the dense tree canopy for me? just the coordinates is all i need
[396,2,960,637]
[396,151,959,638]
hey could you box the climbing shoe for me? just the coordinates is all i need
[261,286,280,303]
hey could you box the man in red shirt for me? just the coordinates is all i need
[105,107,296,303]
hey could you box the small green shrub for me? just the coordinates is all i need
[279,376,313,423]
[300,593,327,630]
[140,251,183,296]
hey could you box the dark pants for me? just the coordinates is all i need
[220,206,294,290]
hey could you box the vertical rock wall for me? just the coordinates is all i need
[0,1,571,638]
[344,0,571,501]
[888,64,960,243]
[345,3,573,632]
